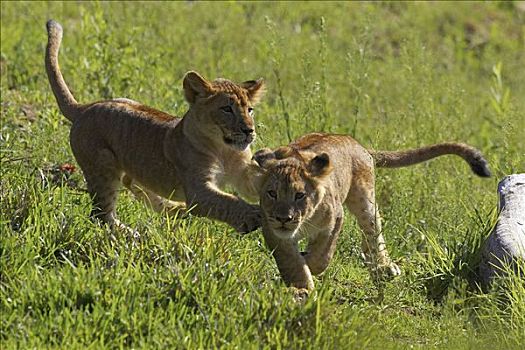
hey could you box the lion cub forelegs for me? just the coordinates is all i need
[261,216,343,291]
[262,224,314,290]
[303,215,344,275]
[183,180,261,234]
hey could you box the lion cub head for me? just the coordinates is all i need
[183,71,265,150]
[254,147,332,239]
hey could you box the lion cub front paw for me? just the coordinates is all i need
[291,287,310,303]
[377,262,401,280]
[235,204,262,234]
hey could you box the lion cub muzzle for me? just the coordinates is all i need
[264,201,302,238]
[223,128,256,151]
[266,216,301,239]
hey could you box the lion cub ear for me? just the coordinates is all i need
[241,78,266,105]
[308,153,332,178]
[183,71,213,104]
[253,148,276,168]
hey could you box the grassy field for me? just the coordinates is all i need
[1,1,524,349]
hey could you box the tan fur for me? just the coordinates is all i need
[45,20,266,233]
[254,133,490,290]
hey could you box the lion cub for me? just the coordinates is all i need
[254,133,490,290]
[45,20,265,233]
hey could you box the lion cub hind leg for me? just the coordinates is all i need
[80,157,140,242]
[121,174,187,216]
[71,146,133,232]
[346,183,401,283]
[74,148,125,228]
[262,227,315,290]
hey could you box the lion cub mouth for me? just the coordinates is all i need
[268,220,301,239]
[223,133,255,150]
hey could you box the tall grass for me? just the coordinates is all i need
[1,1,524,349]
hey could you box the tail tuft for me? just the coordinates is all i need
[469,156,492,177]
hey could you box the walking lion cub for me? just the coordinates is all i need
[253,133,490,290]
[45,20,265,233]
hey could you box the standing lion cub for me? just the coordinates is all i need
[45,20,265,233]
[253,133,490,290]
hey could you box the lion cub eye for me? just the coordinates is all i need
[295,192,306,201]
[267,190,277,199]
[220,105,234,114]
[248,107,254,116]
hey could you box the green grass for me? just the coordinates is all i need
[1,1,524,349]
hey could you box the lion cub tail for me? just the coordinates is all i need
[370,142,491,177]
[45,20,79,122]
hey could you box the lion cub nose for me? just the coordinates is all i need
[276,215,293,224]
[242,127,254,135]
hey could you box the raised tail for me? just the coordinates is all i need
[370,142,491,177]
[45,20,78,122]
